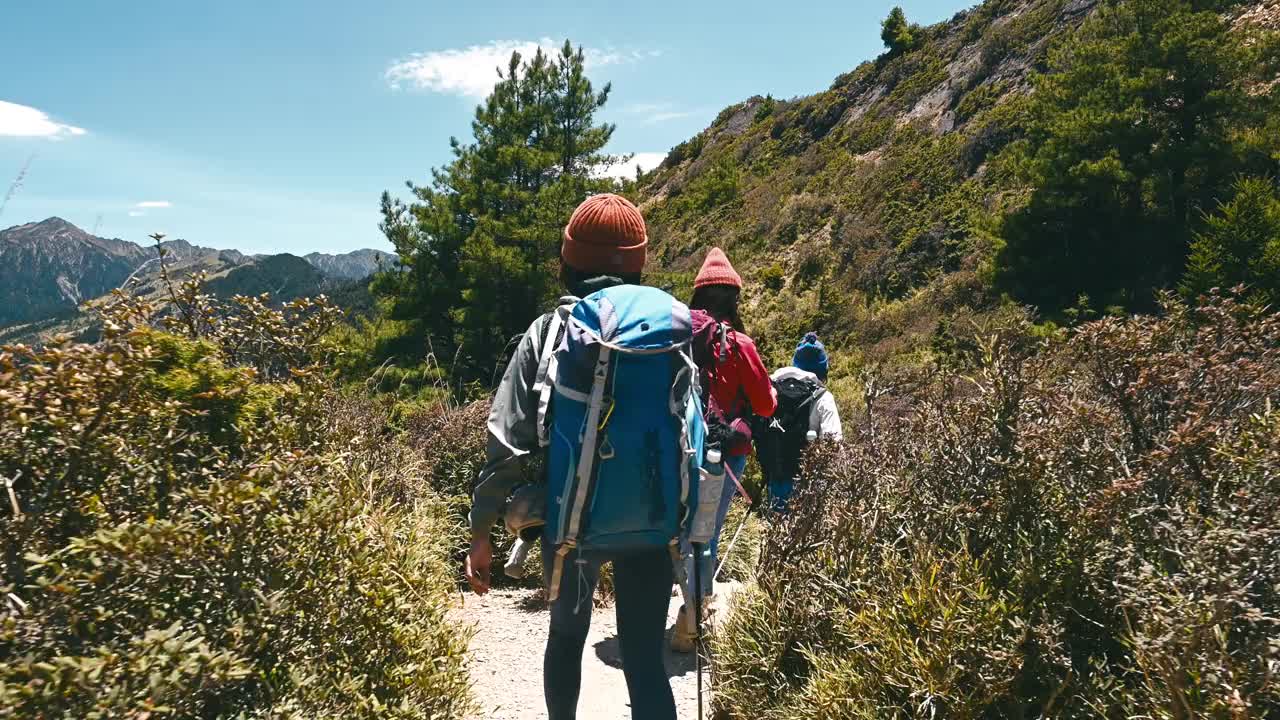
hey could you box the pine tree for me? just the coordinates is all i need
[374,41,622,383]
[1182,177,1280,305]
[881,7,918,56]
[995,0,1280,315]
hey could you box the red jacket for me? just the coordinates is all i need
[691,310,778,456]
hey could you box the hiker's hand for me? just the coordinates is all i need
[466,537,493,595]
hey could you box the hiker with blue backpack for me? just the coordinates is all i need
[466,194,718,720]
[671,247,777,653]
[755,333,843,513]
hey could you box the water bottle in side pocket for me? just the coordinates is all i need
[689,447,726,545]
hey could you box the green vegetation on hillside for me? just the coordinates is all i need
[638,0,1280,414]
[202,253,328,302]
[997,0,1280,314]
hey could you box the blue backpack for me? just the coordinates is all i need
[541,285,707,600]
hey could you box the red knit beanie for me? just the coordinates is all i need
[693,247,743,289]
[561,194,648,275]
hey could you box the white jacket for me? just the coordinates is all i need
[771,366,843,442]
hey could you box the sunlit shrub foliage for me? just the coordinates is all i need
[714,292,1280,718]
[0,283,472,719]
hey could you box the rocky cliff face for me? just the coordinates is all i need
[304,249,395,280]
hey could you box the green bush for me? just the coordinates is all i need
[881,7,921,57]
[1182,176,1280,306]
[681,160,740,213]
[0,286,472,719]
[404,399,490,501]
[754,96,777,123]
[665,134,706,167]
[977,0,1065,72]
[714,292,1280,718]
[760,265,787,292]
[795,248,826,284]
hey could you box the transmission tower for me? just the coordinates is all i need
[0,155,36,220]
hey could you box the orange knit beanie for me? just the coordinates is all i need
[561,194,648,275]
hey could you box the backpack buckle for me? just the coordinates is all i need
[598,433,616,460]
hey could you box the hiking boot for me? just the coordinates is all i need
[670,605,697,653]
[671,601,717,653]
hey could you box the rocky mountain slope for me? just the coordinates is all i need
[639,0,1098,387]
[304,249,392,280]
[0,217,391,342]
[640,0,1278,399]
[0,218,146,327]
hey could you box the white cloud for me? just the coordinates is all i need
[597,152,666,180]
[128,200,172,217]
[0,101,87,139]
[386,39,653,98]
[649,110,698,124]
[622,101,699,125]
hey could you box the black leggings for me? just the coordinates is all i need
[543,546,676,720]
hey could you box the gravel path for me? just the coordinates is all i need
[451,585,735,719]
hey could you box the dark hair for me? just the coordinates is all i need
[561,261,642,298]
[689,284,744,332]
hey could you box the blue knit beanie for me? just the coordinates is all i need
[792,332,829,380]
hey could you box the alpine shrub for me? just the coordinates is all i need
[0,286,473,719]
[714,292,1280,718]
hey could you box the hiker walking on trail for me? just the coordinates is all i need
[466,193,705,720]
[671,247,776,653]
[758,332,843,513]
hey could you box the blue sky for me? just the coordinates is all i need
[1,0,970,254]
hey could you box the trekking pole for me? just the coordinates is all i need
[692,540,704,720]
[714,461,750,583]
[714,509,749,583]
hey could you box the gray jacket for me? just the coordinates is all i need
[468,296,577,537]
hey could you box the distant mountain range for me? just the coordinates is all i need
[0,217,393,343]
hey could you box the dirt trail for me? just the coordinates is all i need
[451,585,735,719]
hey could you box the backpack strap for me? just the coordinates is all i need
[803,381,827,414]
[784,381,826,434]
[563,345,613,544]
[533,305,569,448]
[698,321,733,411]
[547,343,613,605]
[671,348,699,526]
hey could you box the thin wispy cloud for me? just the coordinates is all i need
[386,39,657,98]
[0,101,87,139]
[622,101,700,125]
[596,152,666,180]
[129,200,172,218]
